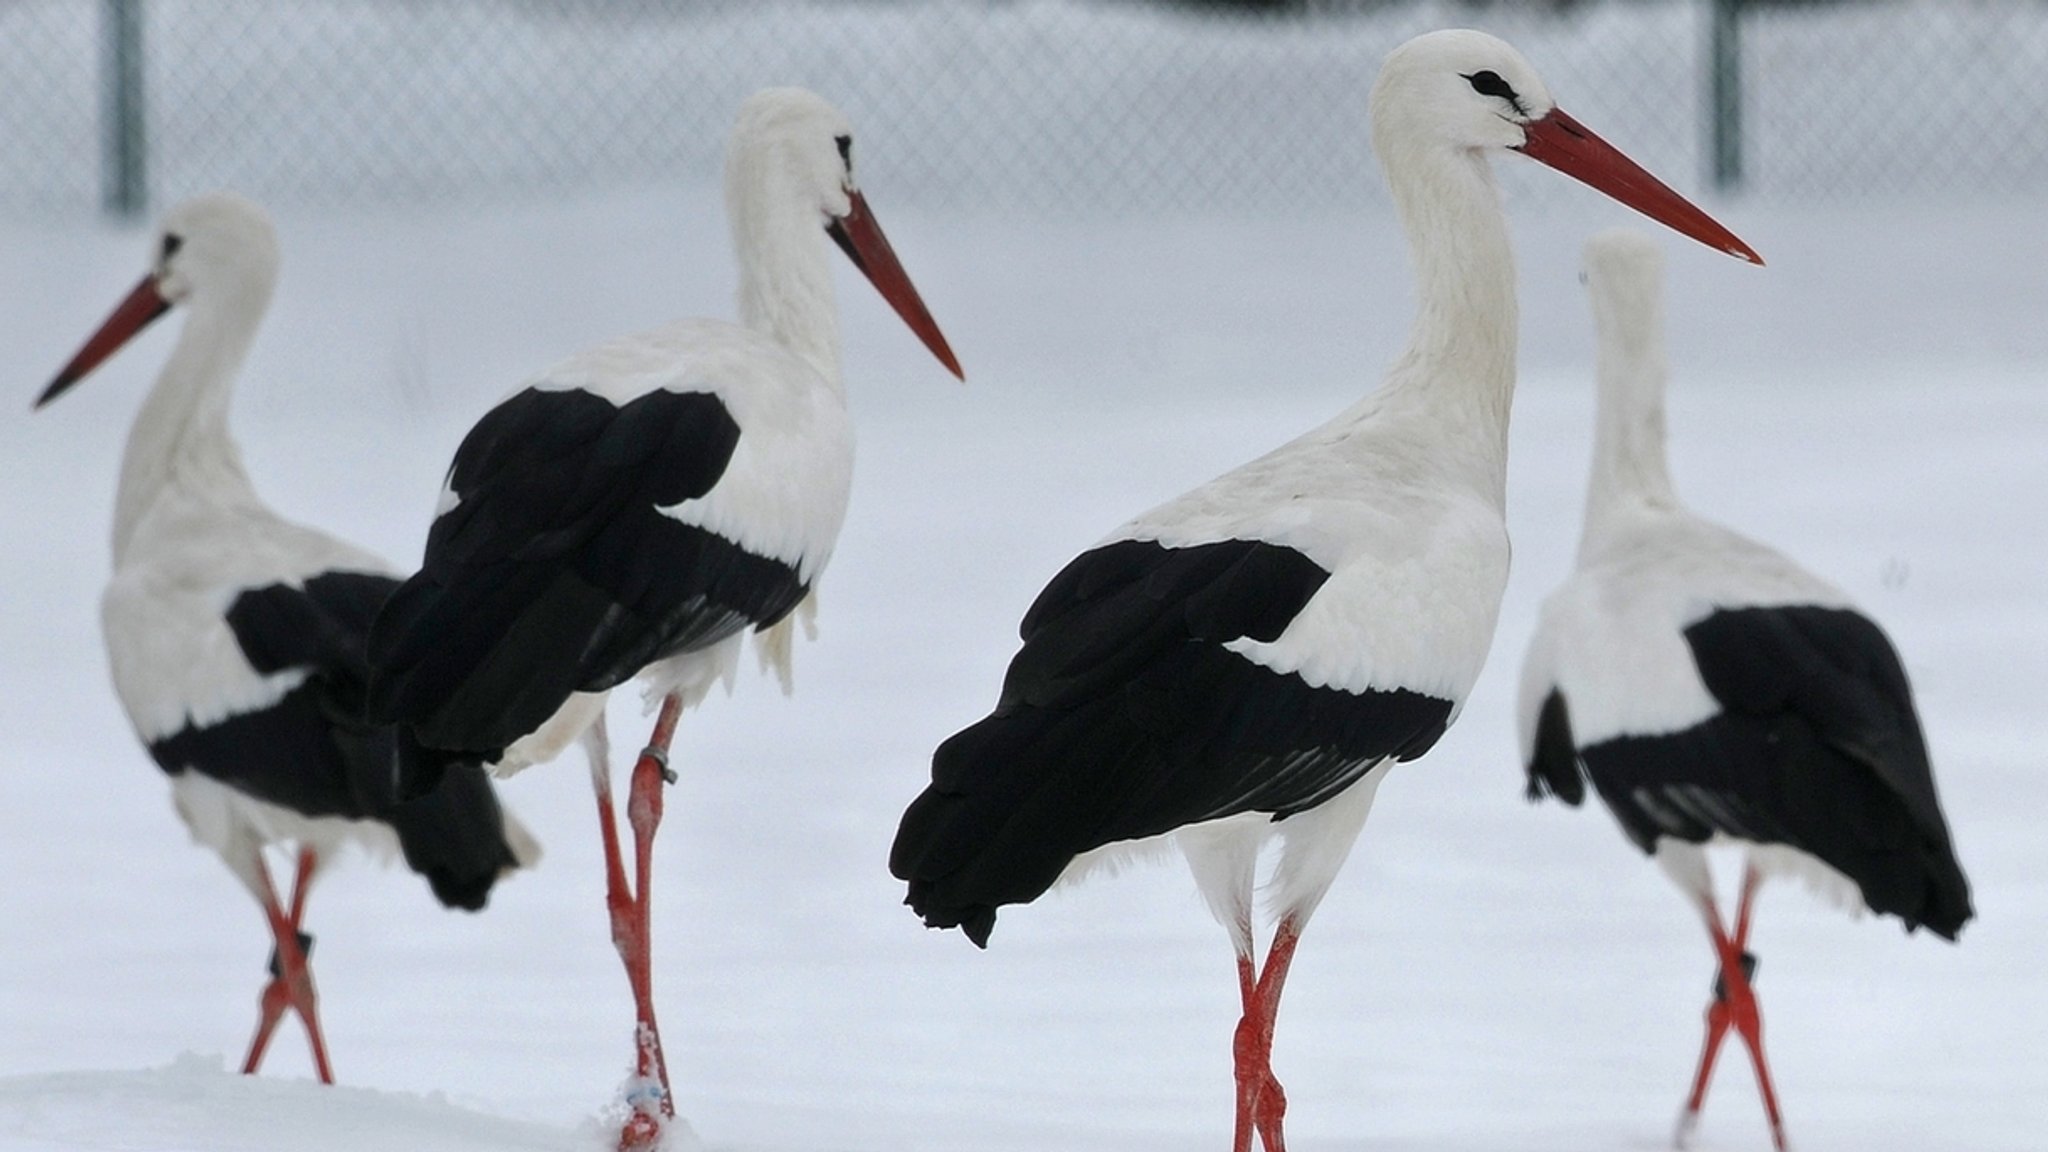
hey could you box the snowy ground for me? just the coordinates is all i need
[0,181,2043,1151]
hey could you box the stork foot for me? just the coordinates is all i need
[618,1115,662,1152]
[1672,1107,1696,1150]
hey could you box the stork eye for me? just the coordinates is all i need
[835,134,853,171]
[161,233,183,261]
[1465,70,1518,102]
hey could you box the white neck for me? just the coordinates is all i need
[112,283,266,565]
[1580,276,1679,552]
[1365,144,1520,505]
[727,175,843,390]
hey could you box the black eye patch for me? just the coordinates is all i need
[1464,70,1528,116]
[835,134,853,170]
[161,233,183,260]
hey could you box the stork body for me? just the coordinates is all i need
[365,88,959,1149]
[892,31,1759,1152]
[1518,228,1971,1150]
[35,193,536,1083]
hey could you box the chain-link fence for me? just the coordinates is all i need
[2,0,2045,221]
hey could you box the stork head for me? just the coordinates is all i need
[1372,29,1559,157]
[727,87,963,380]
[1372,30,1761,265]
[35,192,279,409]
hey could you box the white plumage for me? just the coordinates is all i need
[1520,515,1851,751]
[1517,227,1970,1152]
[365,87,959,1147]
[36,192,537,1085]
[105,513,384,754]
[1124,417,1512,703]
[893,31,1758,1152]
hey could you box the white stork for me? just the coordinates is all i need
[364,87,960,1147]
[33,192,539,1083]
[1517,228,1971,1151]
[890,30,1760,1152]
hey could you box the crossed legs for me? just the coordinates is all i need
[1232,915,1303,1152]
[241,845,333,1084]
[1676,863,1787,1151]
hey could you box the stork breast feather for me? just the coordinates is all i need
[102,576,301,741]
[653,408,853,579]
[1226,523,1505,700]
[1550,612,1719,746]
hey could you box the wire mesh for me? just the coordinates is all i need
[0,0,2044,221]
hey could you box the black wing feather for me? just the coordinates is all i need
[891,538,1454,946]
[151,572,524,910]
[1577,605,1972,939]
[1688,607,1952,842]
[367,387,808,782]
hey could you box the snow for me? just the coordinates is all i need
[2,52,2046,1152]
[0,1054,631,1152]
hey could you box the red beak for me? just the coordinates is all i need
[1516,107,1763,266]
[827,189,964,381]
[35,274,173,409]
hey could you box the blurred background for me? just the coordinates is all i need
[4,0,2047,220]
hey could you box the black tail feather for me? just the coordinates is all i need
[387,762,523,910]
[394,725,501,803]
[1525,690,1588,806]
[1917,864,1974,942]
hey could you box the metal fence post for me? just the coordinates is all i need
[1709,0,1744,192]
[102,0,147,219]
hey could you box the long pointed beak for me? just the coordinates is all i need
[35,275,173,409]
[1516,107,1763,266]
[827,189,964,381]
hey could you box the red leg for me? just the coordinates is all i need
[605,693,683,1152]
[1724,868,1787,1151]
[1231,917,1299,1152]
[1677,991,1732,1146]
[1231,951,1258,1152]
[282,848,334,1084]
[240,867,288,1081]
[1732,865,1760,952]
[241,848,333,1085]
[1249,919,1299,1152]
[286,846,315,931]
[1676,871,1786,1152]
[596,749,632,980]
[1675,890,1732,1148]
